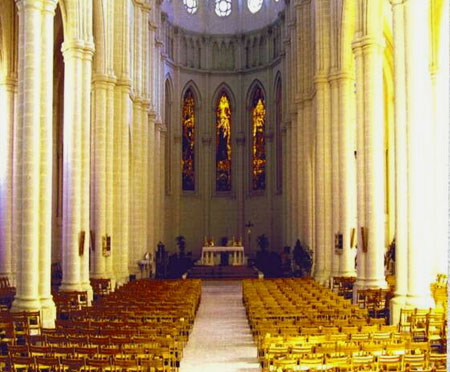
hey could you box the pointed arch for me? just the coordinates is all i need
[181,80,202,110]
[211,82,236,113]
[247,80,267,191]
[213,83,235,192]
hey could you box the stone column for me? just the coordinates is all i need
[389,0,408,322]
[361,32,387,288]
[104,79,115,284]
[281,122,290,245]
[130,99,143,273]
[12,0,57,328]
[313,76,327,283]
[60,41,87,293]
[328,72,340,278]
[91,75,116,279]
[404,0,433,307]
[352,37,367,293]
[338,72,357,277]
[80,42,94,298]
[0,77,16,282]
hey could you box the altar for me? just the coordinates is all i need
[200,246,245,266]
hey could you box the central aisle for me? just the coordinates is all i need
[180,280,261,372]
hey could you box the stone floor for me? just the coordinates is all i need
[179,280,261,372]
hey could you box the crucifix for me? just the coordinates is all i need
[245,220,254,252]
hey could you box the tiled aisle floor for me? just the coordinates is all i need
[179,280,261,372]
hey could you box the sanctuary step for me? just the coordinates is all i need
[187,265,259,279]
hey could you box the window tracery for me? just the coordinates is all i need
[183,0,198,14]
[215,0,232,17]
[248,0,262,14]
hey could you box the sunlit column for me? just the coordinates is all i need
[338,73,357,277]
[303,100,313,251]
[404,0,433,307]
[389,0,408,323]
[328,73,340,278]
[80,42,94,300]
[313,76,327,283]
[290,112,298,243]
[145,109,153,269]
[90,76,109,279]
[38,0,57,326]
[362,36,387,289]
[104,79,115,285]
[429,0,449,278]
[352,38,366,293]
[130,99,143,273]
[60,42,84,292]
[0,77,16,282]
[12,1,57,328]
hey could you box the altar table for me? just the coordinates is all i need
[200,246,245,266]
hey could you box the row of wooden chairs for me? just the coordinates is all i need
[267,351,447,372]
[243,278,447,371]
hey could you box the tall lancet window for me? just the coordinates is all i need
[251,87,266,191]
[216,93,232,191]
[182,89,196,191]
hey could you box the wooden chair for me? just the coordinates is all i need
[35,356,60,371]
[59,357,85,372]
[9,355,36,372]
[402,353,426,371]
[377,354,401,371]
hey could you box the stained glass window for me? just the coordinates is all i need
[182,89,195,191]
[216,93,232,191]
[215,0,232,17]
[251,88,266,191]
[248,0,262,13]
[183,0,198,14]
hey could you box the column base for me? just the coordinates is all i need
[39,297,56,329]
[353,278,366,303]
[390,295,407,325]
[59,282,82,292]
[406,294,435,309]
[364,277,388,289]
[11,296,41,313]
[339,269,357,277]
[314,272,330,286]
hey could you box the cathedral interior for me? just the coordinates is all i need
[0,0,448,370]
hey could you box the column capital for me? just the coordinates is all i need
[15,0,56,12]
[352,36,384,53]
[0,75,18,91]
[389,0,405,6]
[313,74,328,85]
[156,122,167,132]
[92,74,117,86]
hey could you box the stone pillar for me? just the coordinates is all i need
[329,73,340,278]
[12,0,57,328]
[60,40,93,297]
[338,72,357,277]
[91,75,116,280]
[0,77,16,282]
[313,76,327,283]
[404,0,433,308]
[353,0,387,290]
[80,42,94,297]
[352,37,366,293]
[130,99,143,274]
[389,0,408,322]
